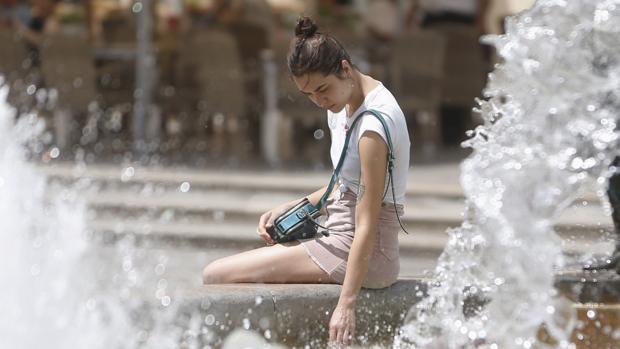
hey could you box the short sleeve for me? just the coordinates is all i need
[356,111,392,149]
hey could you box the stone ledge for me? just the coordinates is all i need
[175,278,430,348]
[170,274,620,348]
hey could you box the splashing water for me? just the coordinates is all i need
[0,83,208,348]
[0,84,102,347]
[395,1,620,348]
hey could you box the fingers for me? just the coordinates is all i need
[343,327,353,346]
[329,322,337,344]
[336,326,344,346]
[257,212,275,245]
[329,324,354,347]
[258,211,271,233]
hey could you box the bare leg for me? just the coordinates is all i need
[202,241,335,284]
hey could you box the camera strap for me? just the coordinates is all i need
[315,109,409,234]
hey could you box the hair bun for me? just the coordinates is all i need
[295,16,318,38]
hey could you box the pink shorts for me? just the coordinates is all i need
[300,187,404,289]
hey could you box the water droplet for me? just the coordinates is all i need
[205,314,215,326]
[586,310,596,319]
[242,318,251,329]
[49,147,60,159]
[313,129,324,140]
[30,264,40,276]
[161,296,171,307]
[255,296,263,305]
[132,2,143,13]
[180,181,191,193]
[546,305,555,314]
[121,166,135,182]
[26,84,36,95]
[264,329,272,339]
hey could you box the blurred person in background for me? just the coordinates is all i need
[407,0,490,148]
[14,0,61,68]
[207,0,275,151]
[363,0,399,86]
[203,16,411,347]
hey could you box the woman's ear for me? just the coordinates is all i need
[341,59,353,78]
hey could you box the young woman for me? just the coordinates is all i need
[202,16,410,346]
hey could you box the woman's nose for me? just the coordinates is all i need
[310,94,327,108]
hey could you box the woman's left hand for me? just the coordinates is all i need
[329,303,356,347]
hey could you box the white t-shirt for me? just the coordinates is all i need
[328,82,410,205]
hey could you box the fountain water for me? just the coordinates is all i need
[395,1,620,348]
[0,83,212,348]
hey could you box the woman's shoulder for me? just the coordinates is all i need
[364,87,405,121]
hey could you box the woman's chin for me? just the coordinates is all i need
[328,105,342,113]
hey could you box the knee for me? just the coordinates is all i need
[202,260,230,285]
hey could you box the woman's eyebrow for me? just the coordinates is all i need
[301,83,327,95]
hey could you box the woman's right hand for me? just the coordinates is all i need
[257,200,299,245]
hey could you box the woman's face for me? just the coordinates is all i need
[292,62,353,113]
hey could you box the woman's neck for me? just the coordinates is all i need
[346,72,377,118]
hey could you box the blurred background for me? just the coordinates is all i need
[0,0,537,169]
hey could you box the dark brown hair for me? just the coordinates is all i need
[287,16,353,78]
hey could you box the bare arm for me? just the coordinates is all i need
[305,185,329,206]
[341,132,386,303]
[329,131,388,345]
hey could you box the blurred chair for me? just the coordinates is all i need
[429,23,488,146]
[176,28,246,158]
[101,11,136,45]
[40,26,98,149]
[0,28,29,80]
[434,24,487,108]
[391,30,446,157]
[0,28,37,112]
[272,36,328,164]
